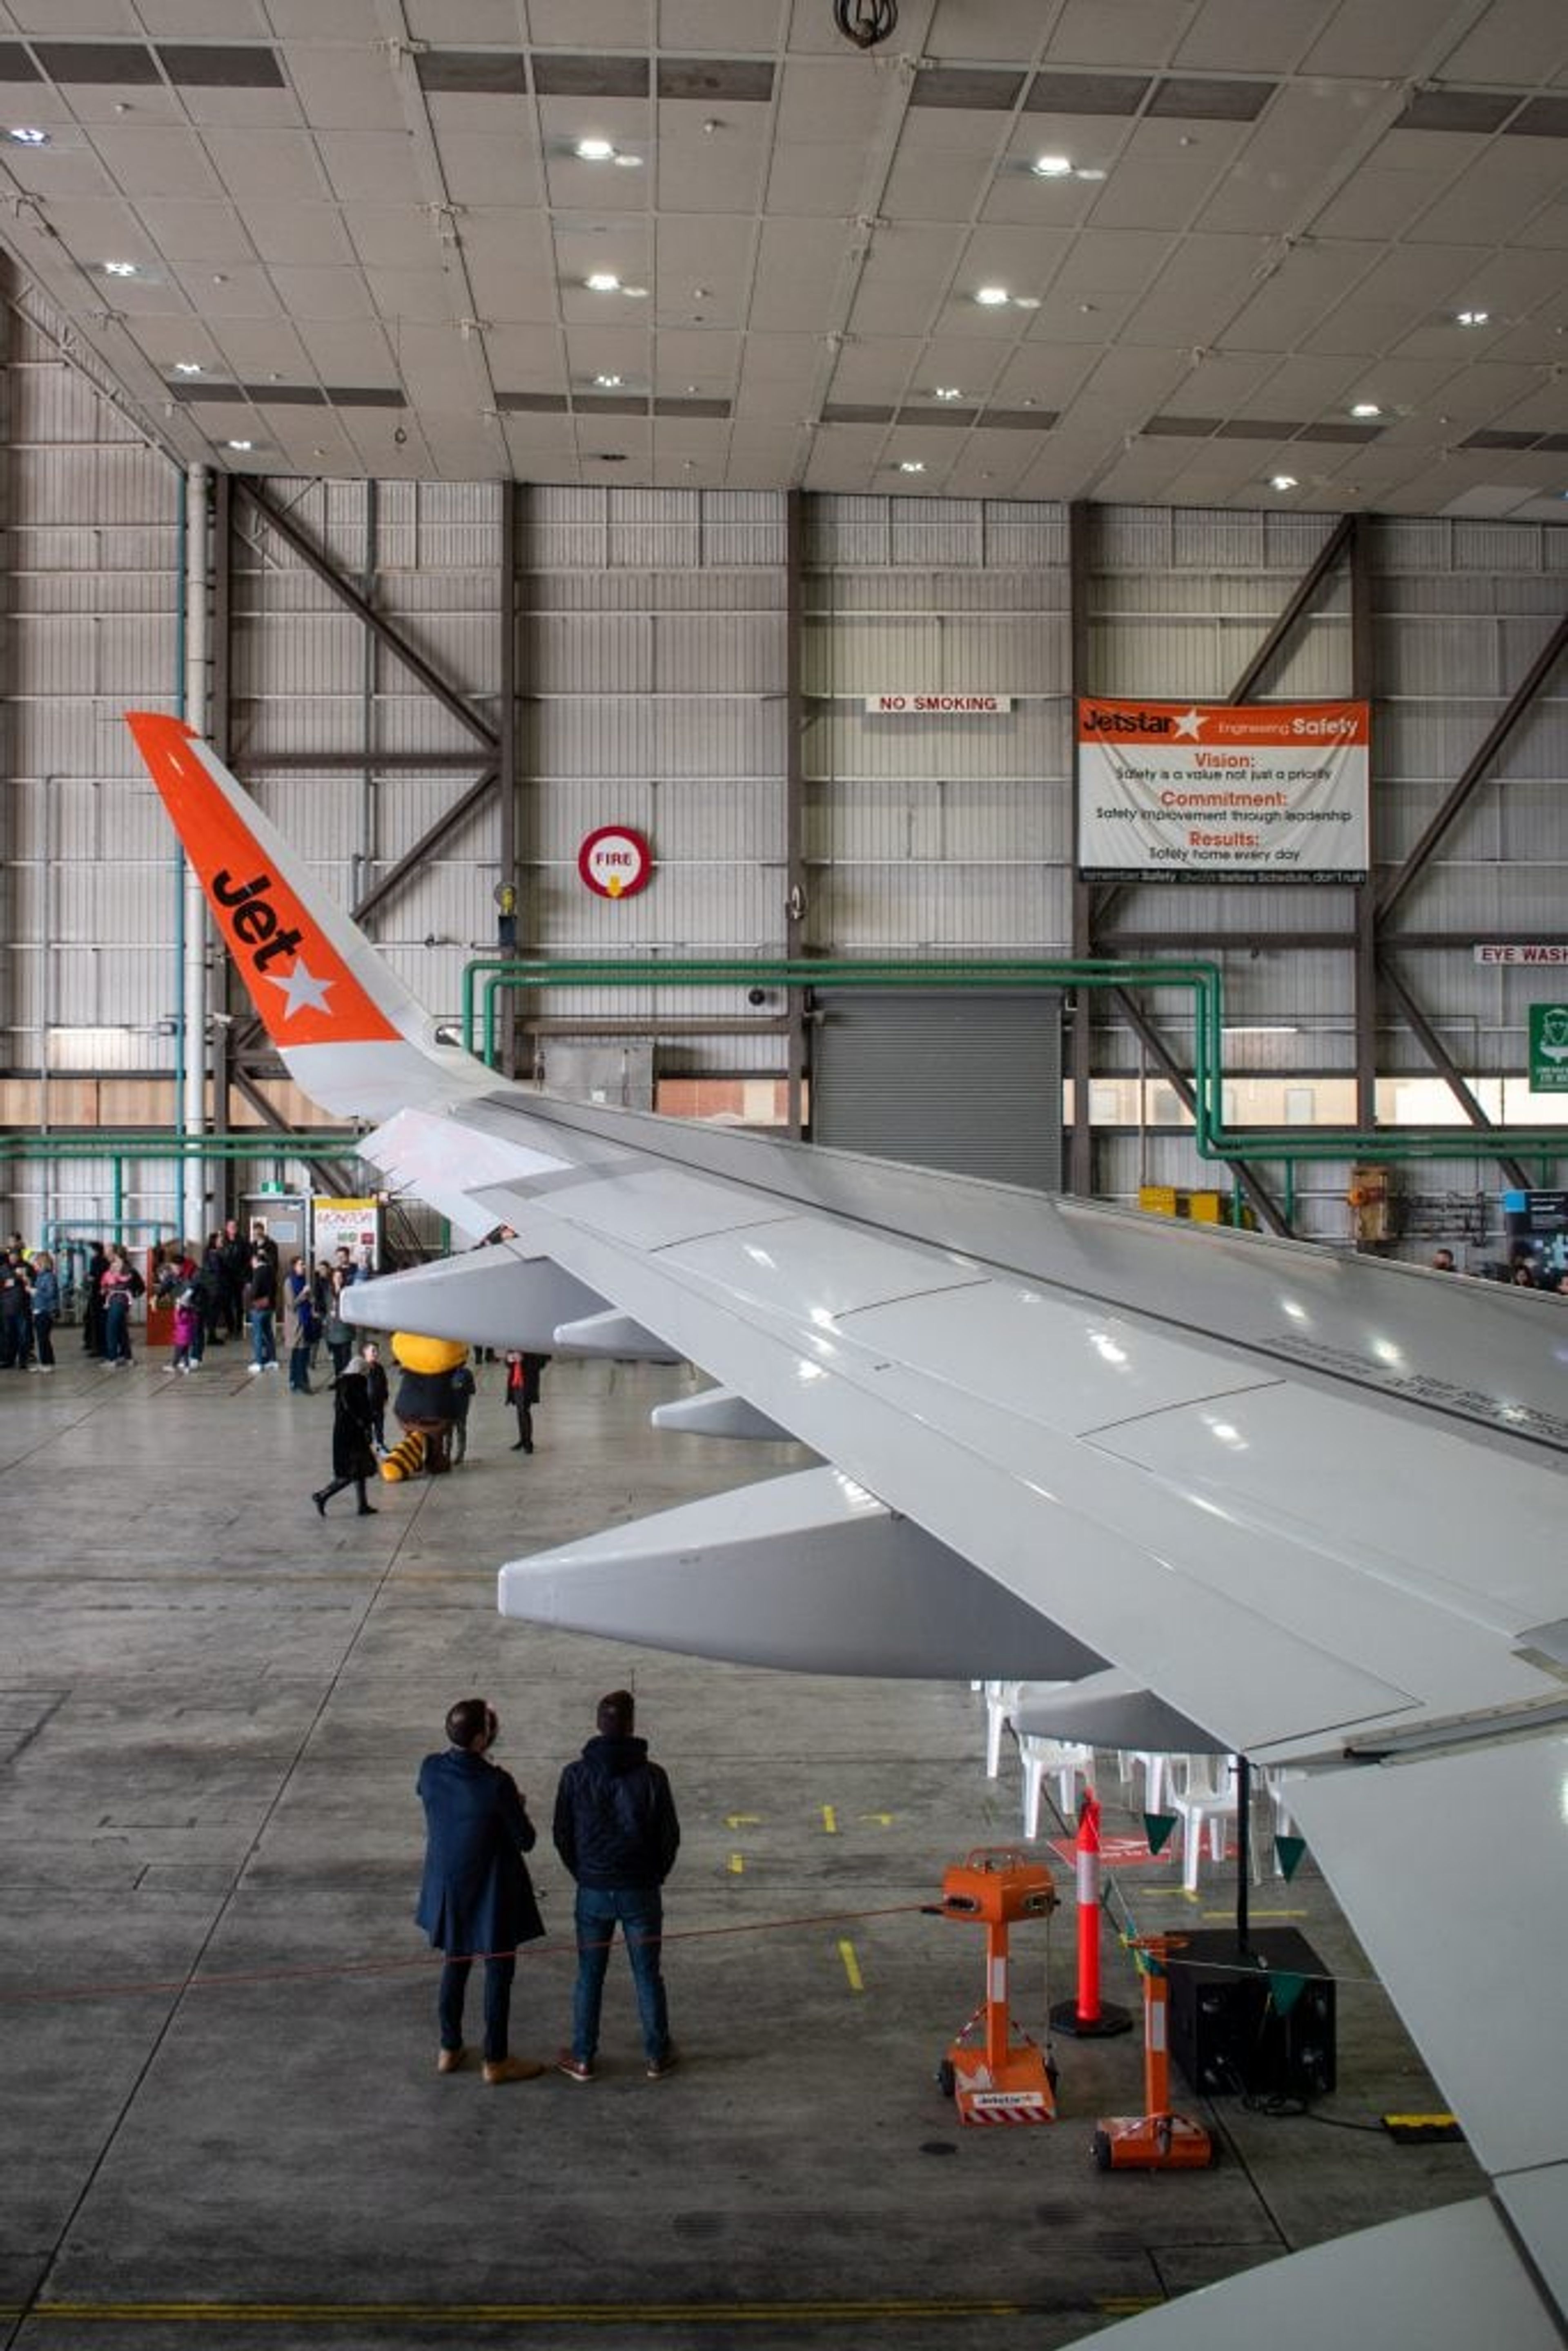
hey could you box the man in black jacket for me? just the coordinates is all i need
[552,1690,680,2082]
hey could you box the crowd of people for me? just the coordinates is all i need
[2,1223,553,1514]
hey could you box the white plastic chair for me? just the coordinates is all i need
[1169,1753,1241,1892]
[1261,1766,1302,1875]
[1120,1750,1174,1816]
[982,1680,1022,1777]
[1020,1734,1096,1838]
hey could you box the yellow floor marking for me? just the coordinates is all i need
[725,1813,760,1828]
[727,1852,745,1875]
[820,1803,838,1834]
[837,1939,864,1992]
[858,1812,893,1826]
[1200,1907,1307,1921]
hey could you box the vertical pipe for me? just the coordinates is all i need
[1234,1754,1251,1957]
[210,472,234,1191]
[1350,517,1377,1144]
[784,489,808,1139]
[1067,503,1094,1197]
[38,774,55,1241]
[173,470,187,1209]
[361,476,378,874]
[499,480,519,1080]
[181,464,210,1246]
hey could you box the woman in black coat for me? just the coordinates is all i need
[312,1356,379,1518]
[415,1697,546,2082]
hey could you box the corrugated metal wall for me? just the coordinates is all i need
[523,486,787,1072]
[805,499,1070,956]
[4,303,1564,1246]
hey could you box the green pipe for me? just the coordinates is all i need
[1,1132,362,1161]
[464,950,1565,1172]
[471,956,1219,1068]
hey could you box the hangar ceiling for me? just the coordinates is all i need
[0,0,1564,518]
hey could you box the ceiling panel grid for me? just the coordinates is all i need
[0,16,1563,509]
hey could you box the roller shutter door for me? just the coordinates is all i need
[810,989,1062,1191]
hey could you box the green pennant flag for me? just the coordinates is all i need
[1275,1833,1306,1882]
[1144,1811,1177,1856]
[1269,1970,1306,2017]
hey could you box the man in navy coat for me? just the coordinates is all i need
[416,1696,546,2083]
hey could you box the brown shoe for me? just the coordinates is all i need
[483,2055,544,2084]
[436,2046,466,2075]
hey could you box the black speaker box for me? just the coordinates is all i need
[1165,1927,1336,2100]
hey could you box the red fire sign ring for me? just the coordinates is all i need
[578,825,653,900]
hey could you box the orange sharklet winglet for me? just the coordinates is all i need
[127,711,401,1050]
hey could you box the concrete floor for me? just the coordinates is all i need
[1,1336,1480,2351]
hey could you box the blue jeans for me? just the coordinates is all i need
[249,1308,276,1367]
[438,1954,515,2063]
[571,1885,669,2065]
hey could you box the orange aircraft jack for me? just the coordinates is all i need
[932,1847,1059,2125]
[1093,1932,1213,2170]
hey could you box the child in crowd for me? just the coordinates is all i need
[448,1356,477,1464]
[171,1286,201,1375]
[360,1339,389,1450]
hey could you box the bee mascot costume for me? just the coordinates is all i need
[382,1330,468,1480]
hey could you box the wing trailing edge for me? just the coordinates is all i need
[498,1464,1111,1680]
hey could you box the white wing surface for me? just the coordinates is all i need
[129,712,1568,2347]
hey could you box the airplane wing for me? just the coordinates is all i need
[129,711,1568,2348]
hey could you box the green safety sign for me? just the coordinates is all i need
[1529,1004,1568,1093]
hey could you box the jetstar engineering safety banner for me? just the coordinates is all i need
[1077,698,1370,883]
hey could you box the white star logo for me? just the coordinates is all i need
[1171,706,1206,740]
[265,956,334,1021]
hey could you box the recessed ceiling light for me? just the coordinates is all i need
[174,360,203,376]
[1269,473,1298,492]
[612,152,643,168]
[1455,309,1489,327]
[593,373,622,388]
[8,126,49,145]
[622,284,648,299]
[103,259,138,278]
[975,285,1010,307]
[934,386,962,401]
[574,138,615,161]
[1031,154,1072,177]
[1074,167,1106,182]
[1013,296,1040,310]
[226,439,253,452]
[898,459,926,473]
[1350,401,1381,418]
[585,272,621,293]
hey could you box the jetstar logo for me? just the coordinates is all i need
[212,868,334,1022]
[1081,708,1175,735]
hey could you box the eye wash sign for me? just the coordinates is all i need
[1529,1004,1568,1093]
[1077,699,1369,882]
